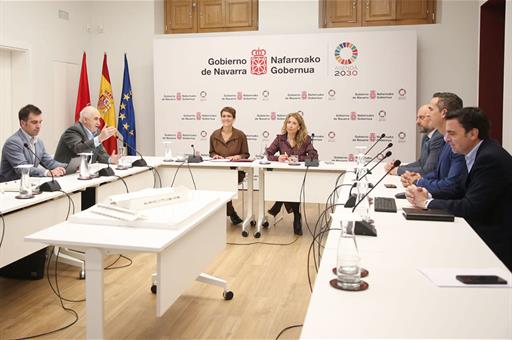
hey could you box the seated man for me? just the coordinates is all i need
[401,92,466,197]
[0,104,66,182]
[385,104,444,176]
[406,108,512,270]
[54,106,119,164]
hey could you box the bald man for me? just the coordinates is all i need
[54,106,119,164]
[385,104,444,176]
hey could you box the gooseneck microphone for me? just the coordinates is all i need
[23,143,62,192]
[352,159,401,212]
[81,142,115,177]
[364,143,393,166]
[305,133,319,167]
[364,133,386,155]
[117,134,147,167]
[357,151,393,182]
[349,160,401,237]
[187,144,203,163]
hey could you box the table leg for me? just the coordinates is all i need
[242,167,255,237]
[256,168,267,230]
[85,248,104,340]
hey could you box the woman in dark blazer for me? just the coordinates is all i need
[265,112,318,235]
[209,106,249,225]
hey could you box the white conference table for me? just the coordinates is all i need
[26,190,234,340]
[253,161,350,236]
[301,167,512,339]
[0,160,157,268]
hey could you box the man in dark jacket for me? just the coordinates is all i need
[54,106,119,164]
[406,107,512,270]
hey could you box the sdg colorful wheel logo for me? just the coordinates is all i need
[334,42,358,65]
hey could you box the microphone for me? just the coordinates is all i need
[187,144,203,163]
[117,134,147,167]
[358,151,393,182]
[305,133,319,167]
[350,160,401,237]
[364,133,386,155]
[364,143,393,166]
[23,143,61,192]
[81,141,115,177]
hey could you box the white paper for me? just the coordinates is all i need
[418,267,512,288]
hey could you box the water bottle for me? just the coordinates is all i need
[336,219,361,290]
[354,168,371,222]
[16,164,34,199]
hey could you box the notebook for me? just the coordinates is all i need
[402,207,454,222]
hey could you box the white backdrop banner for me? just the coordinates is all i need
[153,31,417,162]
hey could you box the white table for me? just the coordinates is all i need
[26,190,234,340]
[253,161,350,236]
[301,166,512,339]
[0,161,157,269]
[156,158,256,237]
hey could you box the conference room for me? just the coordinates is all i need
[1,0,511,339]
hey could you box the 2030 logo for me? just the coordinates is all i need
[334,65,358,77]
[334,42,359,77]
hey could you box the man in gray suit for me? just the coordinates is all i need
[0,104,66,182]
[54,106,119,164]
[385,104,444,176]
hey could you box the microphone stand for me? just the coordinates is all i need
[351,160,401,236]
[305,133,319,167]
[23,143,61,192]
[82,141,115,177]
[118,136,148,167]
[187,144,203,163]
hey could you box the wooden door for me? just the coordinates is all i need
[165,0,197,33]
[396,0,435,25]
[198,0,225,29]
[362,0,396,26]
[225,0,253,28]
[322,0,361,27]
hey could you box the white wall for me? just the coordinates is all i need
[87,1,156,158]
[0,0,481,157]
[0,1,91,152]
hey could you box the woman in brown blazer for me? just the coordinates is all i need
[209,106,249,225]
[265,112,318,235]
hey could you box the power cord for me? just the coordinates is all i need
[186,162,197,190]
[275,324,303,339]
[227,237,300,246]
[113,175,129,193]
[11,193,79,339]
[170,161,186,187]
[151,167,162,188]
[104,254,133,270]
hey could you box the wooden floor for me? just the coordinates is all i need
[0,194,325,339]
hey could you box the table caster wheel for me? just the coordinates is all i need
[250,220,256,226]
[223,290,234,300]
[79,270,85,280]
[254,231,261,238]
[151,284,157,294]
[241,230,249,237]
[262,221,269,228]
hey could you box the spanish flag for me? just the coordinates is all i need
[97,53,117,154]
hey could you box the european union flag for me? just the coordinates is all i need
[118,54,136,155]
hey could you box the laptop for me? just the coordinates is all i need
[402,207,454,222]
[65,157,81,175]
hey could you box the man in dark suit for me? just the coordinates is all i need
[54,106,119,164]
[0,104,66,182]
[385,104,444,176]
[401,92,466,197]
[406,107,512,270]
